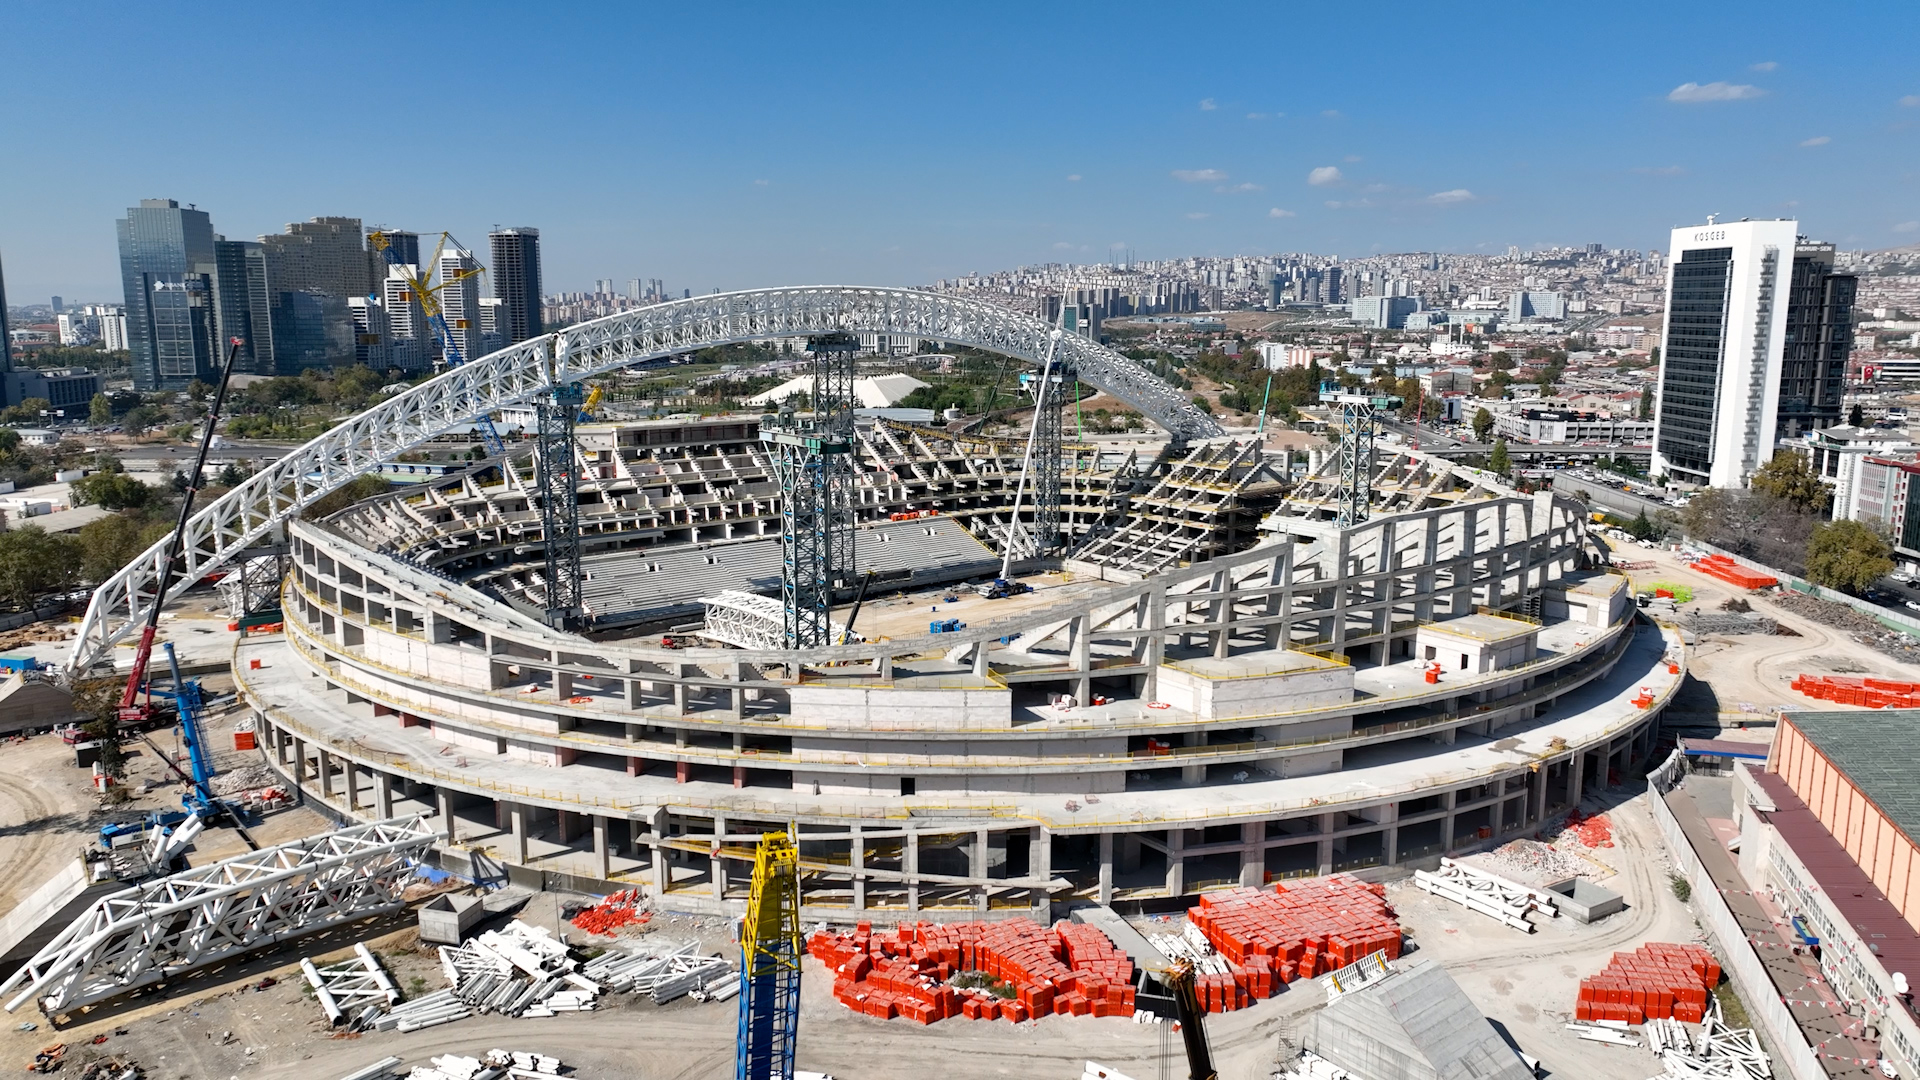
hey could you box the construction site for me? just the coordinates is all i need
[2,285,1916,1080]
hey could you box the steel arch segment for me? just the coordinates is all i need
[67,286,1215,674]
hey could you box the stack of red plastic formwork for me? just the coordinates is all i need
[806,917,1136,1025]
[1184,875,1402,1013]
[1791,674,1920,709]
[567,889,651,935]
[1687,554,1778,590]
[1574,943,1720,1024]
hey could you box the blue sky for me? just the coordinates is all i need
[3,0,1917,302]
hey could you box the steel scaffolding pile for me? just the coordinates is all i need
[537,383,586,630]
[760,333,857,650]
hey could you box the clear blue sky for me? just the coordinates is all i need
[3,0,1917,303]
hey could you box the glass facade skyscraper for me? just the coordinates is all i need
[117,199,220,390]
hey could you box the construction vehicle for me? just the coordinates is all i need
[99,337,258,851]
[1162,961,1219,1080]
[578,383,604,423]
[974,577,1033,600]
[736,831,803,1080]
[836,569,877,646]
[367,229,507,456]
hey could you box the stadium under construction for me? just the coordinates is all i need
[72,286,1683,919]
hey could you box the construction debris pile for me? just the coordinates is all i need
[1575,943,1721,1024]
[1679,612,1780,636]
[1176,875,1402,1013]
[405,922,607,1026]
[1563,809,1614,848]
[807,918,1138,1024]
[396,1049,565,1080]
[1476,838,1589,882]
[1791,673,1920,709]
[566,889,650,936]
[1767,591,1920,665]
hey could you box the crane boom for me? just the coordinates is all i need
[117,338,243,713]
[368,229,507,456]
[1165,961,1219,1080]
[736,831,803,1080]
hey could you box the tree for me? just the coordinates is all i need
[1472,407,1495,442]
[1489,351,1515,372]
[72,471,157,511]
[187,379,213,403]
[76,513,173,583]
[1849,403,1866,428]
[1190,395,1212,416]
[1628,509,1659,541]
[1638,386,1653,421]
[1805,519,1893,594]
[0,526,81,610]
[1749,450,1832,515]
[89,393,113,426]
[1489,439,1511,477]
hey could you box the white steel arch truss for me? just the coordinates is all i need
[69,287,1216,675]
[697,589,859,651]
[1,815,439,1015]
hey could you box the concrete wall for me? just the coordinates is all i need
[788,684,1012,730]
[1154,659,1353,721]
[1769,720,1920,929]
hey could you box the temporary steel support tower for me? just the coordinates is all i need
[761,333,857,650]
[536,382,586,630]
[1035,365,1069,554]
[1322,383,1401,528]
[736,831,803,1080]
[998,320,1067,576]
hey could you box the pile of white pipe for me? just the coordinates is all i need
[1412,858,1558,933]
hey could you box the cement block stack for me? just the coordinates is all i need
[1184,875,1402,1012]
[806,918,1137,1025]
[1574,943,1721,1023]
[1791,674,1920,708]
[1686,555,1778,590]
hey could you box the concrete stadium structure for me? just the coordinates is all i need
[236,428,1681,916]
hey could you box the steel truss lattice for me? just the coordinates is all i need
[0,815,439,1015]
[70,286,1218,676]
[1323,387,1399,528]
[1034,365,1070,553]
[697,590,855,652]
[536,383,586,630]
[762,333,858,651]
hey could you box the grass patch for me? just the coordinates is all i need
[1712,982,1751,1029]
[948,971,1017,999]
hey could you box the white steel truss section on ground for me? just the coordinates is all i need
[1,815,439,1015]
[69,286,1216,676]
[697,589,858,651]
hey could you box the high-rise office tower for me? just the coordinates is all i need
[369,230,420,285]
[213,239,275,375]
[627,278,642,301]
[381,265,430,372]
[1651,219,1856,488]
[117,198,220,390]
[259,217,373,298]
[478,297,510,356]
[488,227,542,345]
[437,248,484,361]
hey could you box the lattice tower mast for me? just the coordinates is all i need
[762,332,858,649]
[536,383,586,629]
[1321,382,1400,528]
[735,831,804,1080]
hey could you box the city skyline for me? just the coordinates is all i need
[3,1,1918,302]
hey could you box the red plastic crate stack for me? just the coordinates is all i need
[1574,943,1721,1024]
[1687,554,1778,590]
[805,917,1137,1025]
[1791,674,1920,709]
[1185,875,1402,1013]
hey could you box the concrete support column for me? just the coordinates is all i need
[345,763,361,811]
[437,788,458,842]
[374,771,393,819]
[1143,589,1166,701]
[1567,751,1586,810]
[1098,831,1114,906]
[318,750,335,798]
[291,737,306,780]
[1239,822,1265,887]
[1182,731,1205,784]
[1490,791,1505,836]
[592,816,611,881]
[1316,812,1337,875]
[850,827,866,911]
[510,804,529,865]
[1386,824,1400,866]
[1165,829,1185,896]
[905,829,920,913]
[1069,616,1092,704]
[971,830,989,912]
[650,808,671,895]
[1030,827,1051,916]
[1440,790,1457,853]
[711,814,729,901]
